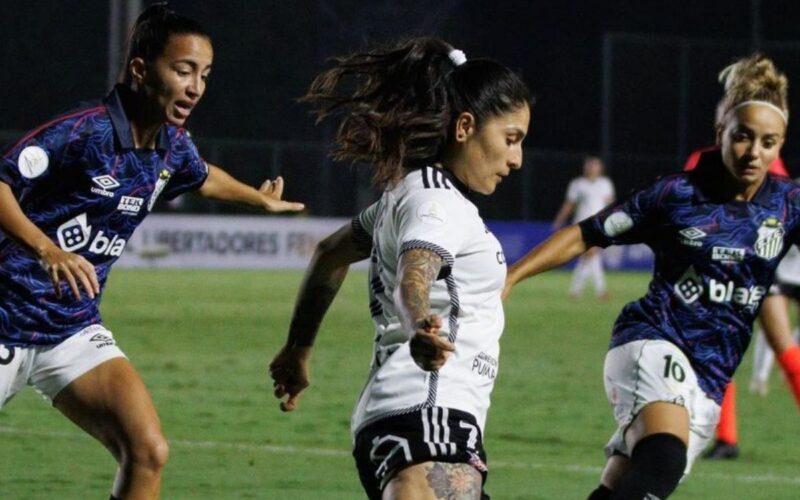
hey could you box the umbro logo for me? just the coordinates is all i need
[91,175,120,198]
[89,333,115,349]
[679,227,706,248]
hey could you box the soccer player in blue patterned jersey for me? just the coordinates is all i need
[505,54,793,499]
[0,5,302,499]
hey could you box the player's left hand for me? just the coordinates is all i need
[410,315,453,371]
[269,344,311,412]
[258,176,305,213]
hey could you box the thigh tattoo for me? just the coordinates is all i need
[424,462,482,500]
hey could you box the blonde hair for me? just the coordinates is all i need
[715,54,789,127]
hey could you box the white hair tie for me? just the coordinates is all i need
[731,100,788,124]
[448,49,467,67]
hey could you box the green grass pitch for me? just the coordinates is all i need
[1,269,798,498]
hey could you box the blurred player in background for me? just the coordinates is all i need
[505,54,793,499]
[552,155,615,299]
[0,5,303,499]
[269,37,531,499]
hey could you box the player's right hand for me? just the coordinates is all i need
[39,246,99,300]
[269,345,311,412]
[410,315,453,371]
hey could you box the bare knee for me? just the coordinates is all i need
[127,430,169,472]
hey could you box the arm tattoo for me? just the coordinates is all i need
[424,462,482,499]
[397,248,442,327]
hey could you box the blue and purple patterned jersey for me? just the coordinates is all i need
[580,151,800,404]
[0,85,208,346]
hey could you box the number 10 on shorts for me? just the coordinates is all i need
[663,355,686,382]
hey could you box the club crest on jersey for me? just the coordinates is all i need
[147,168,172,211]
[91,175,121,197]
[754,217,784,260]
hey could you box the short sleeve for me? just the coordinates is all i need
[351,201,379,253]
[0,116,83,197]
[396,190,467,279]
[161,130,209,200]
[566,179,580,203]
[579,178,667,248]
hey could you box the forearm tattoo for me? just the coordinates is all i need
[398,248,442,326]
[424,462,482,499]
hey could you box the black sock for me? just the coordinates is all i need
[587,484,613,500]
[610,433,686,500]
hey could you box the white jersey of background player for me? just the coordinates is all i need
[751,244,800,392]
[552,156,615,298]
[352,164,506,435]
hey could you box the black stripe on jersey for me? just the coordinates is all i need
[369,299,383,317]
[351,216,374,255]
[421,166,451,190]
[400,240,455,280]
[370,276,385,295]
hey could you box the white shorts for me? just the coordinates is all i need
[0,325,126,408]
[603,339,721,474]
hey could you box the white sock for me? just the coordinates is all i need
[570,257,589,296]
[587,253,606,295]
[752,330,775,384]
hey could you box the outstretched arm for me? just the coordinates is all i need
[552,200,575,230]
[504,224,589,300]
[198,163,305,213]
[269,222,369,411]
[394,249,454,371]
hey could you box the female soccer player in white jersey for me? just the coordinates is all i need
[0,6,302,499]
[505,54,793,499]
[269,38,531,499]
[552,155,615,299]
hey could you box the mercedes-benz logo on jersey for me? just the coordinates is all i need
[91,175,121,198]
[755,217,784,260]
[674,266,703,304]
[56,213,92,251]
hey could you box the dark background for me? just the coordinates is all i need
[3,0,800,219]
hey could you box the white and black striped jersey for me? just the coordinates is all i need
[350,165,506,437]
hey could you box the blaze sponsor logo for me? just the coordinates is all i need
[674,267,765,309]
[56,213,127,257]
[117,196,144,215]
[91,175,120,198]
[678,227,706,248]
[711,246,745,262]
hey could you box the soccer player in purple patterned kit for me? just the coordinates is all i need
[0,5,302,500]
[505,54,793,499]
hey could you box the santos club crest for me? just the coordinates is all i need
[754,217,784,260]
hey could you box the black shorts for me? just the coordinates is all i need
[771,281,800,301]
[353,407,490,500]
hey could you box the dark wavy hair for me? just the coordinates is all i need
[118,3,210,84]
[302,37,532,188]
